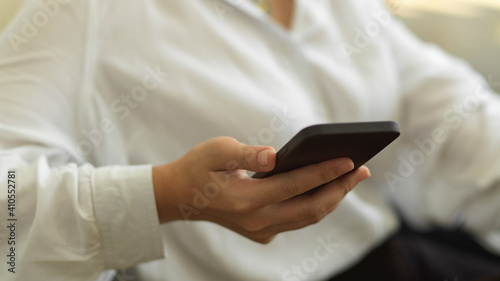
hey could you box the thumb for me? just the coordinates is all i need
[208,137,276,172]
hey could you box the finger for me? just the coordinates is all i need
[273,166,370,224]
[206,168,369,244]
[317,165,370,196]
[205,137,276,172]
[251,157,355,205]
[209,216,278,244]
[256,167,371,233]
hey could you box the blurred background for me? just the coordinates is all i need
[386,0,500,87]
[1,0,499,87]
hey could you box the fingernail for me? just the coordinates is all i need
[357,169,371,182]
[258,150,269,168]
[338,160,354,175]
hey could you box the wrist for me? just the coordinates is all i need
[152,162,183,223]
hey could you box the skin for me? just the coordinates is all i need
[152,1,371,244]
[153,137,371,244]
[267,0,295,28]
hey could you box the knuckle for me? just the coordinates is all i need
[341,178,355,195]
[237,147,254,170]
[250,232,275,244]
[231,199,255,214]
[318,166,334,183]
[209,136,233,149]
[206,137,220,149]
[281,175,303,196]
[241,218,265,233]
[200,138,223,159]
[256,235,275,244]
[307,204,328,223]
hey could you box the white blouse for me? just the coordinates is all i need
[0,0,499,280]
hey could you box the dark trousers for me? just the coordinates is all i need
[329,222,500,281]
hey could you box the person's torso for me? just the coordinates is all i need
[81,0,402,279]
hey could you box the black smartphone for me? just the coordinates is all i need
[252,121,400,178]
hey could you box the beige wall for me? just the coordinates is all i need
[0,0,24,32]
[393,0,500,87]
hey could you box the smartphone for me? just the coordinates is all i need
[252,121,400,179]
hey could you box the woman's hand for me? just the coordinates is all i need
[153,137,370,244]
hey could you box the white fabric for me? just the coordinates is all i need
[0,0,499,280]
